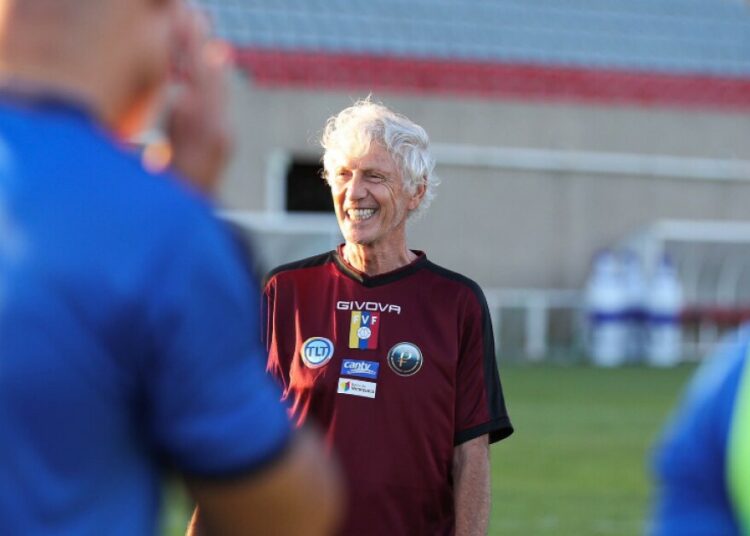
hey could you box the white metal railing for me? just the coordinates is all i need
[483,288,582,361]
[432,145,750,183]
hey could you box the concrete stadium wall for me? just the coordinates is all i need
[219,72,750,289]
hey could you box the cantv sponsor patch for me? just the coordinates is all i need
[337,378,377,399]
[340,359,379,379]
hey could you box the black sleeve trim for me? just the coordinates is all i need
[454,416,514,446]
[179,428,294,483]
[425,261,514,447]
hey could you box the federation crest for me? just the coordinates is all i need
[348,311,380,349]
[300,337,334,369]
[387,342,423,377]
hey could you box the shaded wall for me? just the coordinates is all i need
[220,73,750,288]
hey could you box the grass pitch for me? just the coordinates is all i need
[162,363,695,536]
[490,363,694,536]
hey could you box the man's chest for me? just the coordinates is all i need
[274,276,463,408]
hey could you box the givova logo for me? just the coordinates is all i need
[337,301,401,314]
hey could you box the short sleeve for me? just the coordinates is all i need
[143,213,291,477]
[454,285,513,445]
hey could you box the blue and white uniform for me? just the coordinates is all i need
[0,93,291,535]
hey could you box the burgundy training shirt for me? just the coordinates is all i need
[264,247,513,535]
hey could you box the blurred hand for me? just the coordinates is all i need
[166,7,233,196]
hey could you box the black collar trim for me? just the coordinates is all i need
[332,245,427,288]
[0,84,94,123]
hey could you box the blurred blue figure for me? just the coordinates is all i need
[0,1,340,535]
[650,327,750,535]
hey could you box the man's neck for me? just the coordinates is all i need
[341,242,417,276]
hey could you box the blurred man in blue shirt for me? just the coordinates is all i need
[0,1,341,534]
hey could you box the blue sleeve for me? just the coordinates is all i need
[143,210,291,477]
[649,334,747,536]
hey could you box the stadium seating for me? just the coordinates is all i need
[199,0,750,76]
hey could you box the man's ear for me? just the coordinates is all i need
[408,179,427,211]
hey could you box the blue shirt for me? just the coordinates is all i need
[0,95,291,535]
[650,328,749,536]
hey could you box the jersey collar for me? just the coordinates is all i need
[0,83,95,124]
[333,244,427,287]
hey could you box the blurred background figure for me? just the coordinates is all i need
[0,0,340,534]
[649,328,750,535]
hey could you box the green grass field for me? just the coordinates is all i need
[490,364,695,536]
[161,363,696,536]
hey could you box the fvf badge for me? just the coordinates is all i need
[348,311,380,350]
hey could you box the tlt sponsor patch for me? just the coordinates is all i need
[340,359,379,379]
[348,311,380,349]
[337,378,377,399]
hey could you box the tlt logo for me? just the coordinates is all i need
[300,337,334,369]
[305,342,330,358]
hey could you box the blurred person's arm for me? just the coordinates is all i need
[453,435,491,536]
[186,428,342,536]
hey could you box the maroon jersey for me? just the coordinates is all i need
[264,247,513,536]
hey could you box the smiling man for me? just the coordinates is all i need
[264,99,514,535]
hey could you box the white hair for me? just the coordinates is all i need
[320,98,439,218]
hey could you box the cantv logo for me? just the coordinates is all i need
[341,359,379,379]
[337,301,401,315]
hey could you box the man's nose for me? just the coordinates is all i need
[345,172,368,200]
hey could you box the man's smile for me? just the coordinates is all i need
[346,208,378,221]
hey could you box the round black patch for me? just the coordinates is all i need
[387,342,423,377]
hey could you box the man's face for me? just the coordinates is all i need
[328,143,424,248]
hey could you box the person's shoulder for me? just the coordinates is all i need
[686,327,750,399]
[83,140,233,266]
[264,251,336,286]
[421,258,487,302]
[88,139,219,236]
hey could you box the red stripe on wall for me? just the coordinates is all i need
[234,48,750,109]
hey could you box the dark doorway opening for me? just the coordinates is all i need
[285,159,333,213]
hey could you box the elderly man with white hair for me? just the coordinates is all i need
[264,99,514,535]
